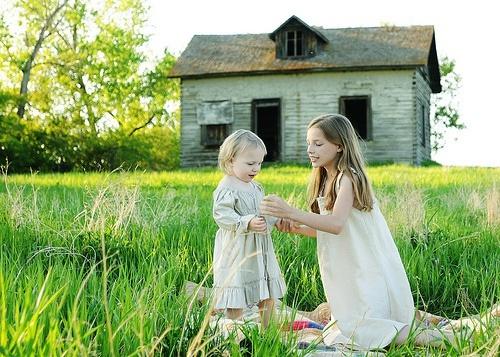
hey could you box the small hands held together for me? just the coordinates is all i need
[259,195,296,219]
[249,216,267,233]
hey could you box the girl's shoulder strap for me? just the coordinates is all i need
[334,168,357,193]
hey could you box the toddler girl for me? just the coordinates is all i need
[212,129,286,328]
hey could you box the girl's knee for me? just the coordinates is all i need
[393,325,411,345]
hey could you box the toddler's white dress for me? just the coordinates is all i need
[318,173,415,349]
[212,177,286,309]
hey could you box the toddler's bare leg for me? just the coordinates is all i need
[258,298,275,329]
[226,308,244,321]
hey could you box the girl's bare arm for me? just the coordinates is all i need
[262,176,354,235]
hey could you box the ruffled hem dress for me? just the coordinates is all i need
[212,177,286,309]
[318,172,415,349]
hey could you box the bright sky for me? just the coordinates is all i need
[152,0,499,167]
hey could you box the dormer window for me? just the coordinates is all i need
[286,31,304,57]
[269,16,329,60]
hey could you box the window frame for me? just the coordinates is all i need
[285,30,304,57]
[339,95,372,141]
[200,124,230,148]
[421,104,426,147]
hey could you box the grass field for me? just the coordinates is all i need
[0,164,499,356]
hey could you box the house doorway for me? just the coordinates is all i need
[252,99,281,161]
[339,96,372,140]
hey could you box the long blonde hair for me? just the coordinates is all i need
[307,114,374,213]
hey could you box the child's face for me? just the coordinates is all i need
[306,127,342,169]
[230,146,266,183]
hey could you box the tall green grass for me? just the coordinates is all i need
[0,165,498,356]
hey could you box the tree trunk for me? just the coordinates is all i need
[17,0,69,118]
[77,75,98,135]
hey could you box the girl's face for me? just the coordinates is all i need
[230,146,266,183]
[307,127,342,169]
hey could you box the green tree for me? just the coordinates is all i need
[0,0,180,172]
[27,0,179,137]
[431,57,465,152]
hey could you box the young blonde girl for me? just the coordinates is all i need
[212,129,286,328]
[260,114,456,348]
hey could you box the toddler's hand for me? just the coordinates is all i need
[249,216,267,233]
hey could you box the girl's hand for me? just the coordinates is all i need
[275,218,293,233]
[260,195,296,219]
[275,218,290,232]
[249,216,267,233]
[276,218,302,233]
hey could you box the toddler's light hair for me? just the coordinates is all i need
[218,129,267,175]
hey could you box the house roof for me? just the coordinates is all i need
[168,22,441,93]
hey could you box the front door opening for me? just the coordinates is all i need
[252,99,280,162]
[339,96,371,140]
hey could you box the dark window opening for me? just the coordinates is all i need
[421,104,426,147]
[296,32,303,55]
[339,96,371,140]
[201,124,229,147]
[286,31,295,56]
[286,31,304,57]
[252,99,281,161]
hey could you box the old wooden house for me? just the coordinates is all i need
[168,16,441,166]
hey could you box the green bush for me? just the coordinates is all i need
[0,121,180,173]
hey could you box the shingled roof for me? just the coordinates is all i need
[169,21,441,93]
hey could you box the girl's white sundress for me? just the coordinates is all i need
[212,177,286,309]
[318,172,415,349]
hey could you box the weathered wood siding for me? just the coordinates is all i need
[414,67,432,164]
[180,70,423,167]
